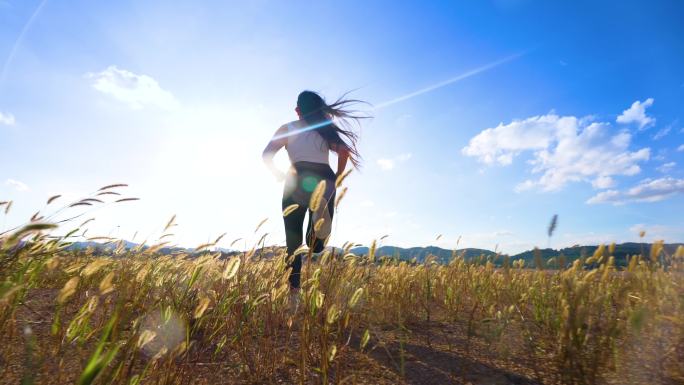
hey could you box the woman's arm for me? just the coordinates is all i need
[332,144,350,177]
[262,125,288,181]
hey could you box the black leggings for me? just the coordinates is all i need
[282,161,336,289]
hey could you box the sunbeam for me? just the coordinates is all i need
[271,120,335,141]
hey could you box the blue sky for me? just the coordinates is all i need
[1,0,683,254]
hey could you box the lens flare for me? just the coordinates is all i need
[271,120,333,141]
[140,309,186,358]
[301,176,320,193]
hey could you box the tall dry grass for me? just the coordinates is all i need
[0,185,683,384]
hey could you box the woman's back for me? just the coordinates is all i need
[284,120,329,165]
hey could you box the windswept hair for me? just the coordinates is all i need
[297,90,370,169]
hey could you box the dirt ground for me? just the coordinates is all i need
[1,288,679,385]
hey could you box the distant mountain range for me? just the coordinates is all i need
[66,240,682,268]
[350,243,682,267]
[508,242,682,267]
[349,246,497,264]
[67,241,189,255]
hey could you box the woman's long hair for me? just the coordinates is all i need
[297,90,369,169]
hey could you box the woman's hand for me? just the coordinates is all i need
[274,170,286,182]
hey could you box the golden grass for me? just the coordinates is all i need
[0,186,682,384]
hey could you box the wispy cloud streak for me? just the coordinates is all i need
[373,50,530,110]
[270,51,530,141]
[1,0,49,86]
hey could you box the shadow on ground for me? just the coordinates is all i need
[352,331,542,385]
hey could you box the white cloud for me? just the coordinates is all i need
[592,175,615,189]
[616,98,655,129]
[86,66,178,110]
[587,177,684,204]
[625,178,683,202]
[514,180,535,192]
[377,158,395,170]
[628,224,649,236]
[376,153,412,171]
[462,114,561,166]
[677,144,684,152]
[586,190,621,205]
[463,113,650,191]
[628,224,682,241]
[652,125,671,140]
[656,162,676,173]
[557,232,620,248]
[5,178,29,192]
[0,111,15,125]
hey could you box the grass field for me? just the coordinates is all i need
[1,187,683,384]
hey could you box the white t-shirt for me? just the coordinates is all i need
[283,120,330,165]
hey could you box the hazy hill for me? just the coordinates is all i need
[68,241,139,251]
[67,241,189,256]
[510,242,683,267]
[349,245,496,264]
[349,243,683,267]
[66,241,682,267]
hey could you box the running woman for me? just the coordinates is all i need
[262,91,366,289]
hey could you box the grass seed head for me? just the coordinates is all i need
[314,218,325,232]
[137,330,157,349]
[82,260,110,277]
[650,240,664,262]
[193,296,211,319]
[57,277,80,304]
[349,287,364,308]
[254,217,268,233]
[335,168,352,188]
[309,180,326,212]
[335,187,348,208]
[99,272,115,295]
[283,204,299,217]
[222,256,241,280]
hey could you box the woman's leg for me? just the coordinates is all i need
[283,197,307,288]
[283,162,335,286]
[306,184,336,253]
